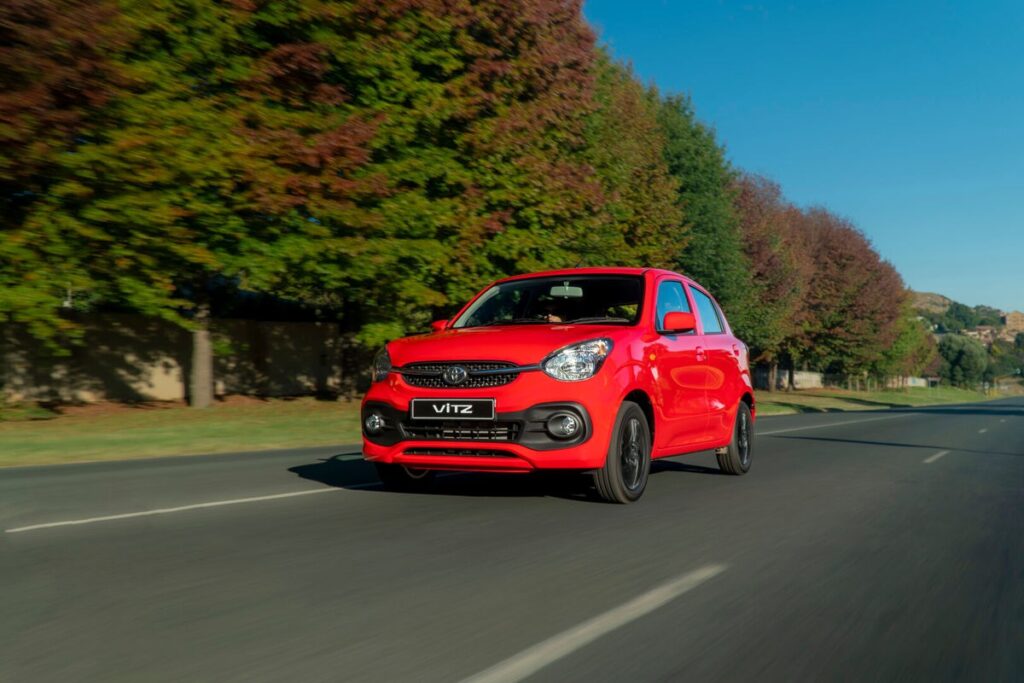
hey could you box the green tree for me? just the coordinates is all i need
[873,303,937,382]
[582,54,684,268]
[938,334,988,387]
[654,93,754,335]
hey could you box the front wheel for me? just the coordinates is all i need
[716,402,753,475]
[594,401,651,504]
[374,462,435,491]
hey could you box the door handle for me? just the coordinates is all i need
[732,344,740,356]
[696,346,706,362]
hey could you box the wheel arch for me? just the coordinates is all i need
[740,391,755,419]
[623,388,655,444]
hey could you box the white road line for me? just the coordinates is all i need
[759,413,907,436]
[923,450,949,464]
[460,564,727,683]
[979,428,988,434]
[5,485,374,534]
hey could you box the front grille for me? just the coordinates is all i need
[400,361,520,389]
[403,448,515,457]
[402,420,521,442]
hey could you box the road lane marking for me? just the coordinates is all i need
[759,414,907,436]
[5,485,375,534]
[923,450,949,464]
[460,564,727,683]
[979,428,988,434]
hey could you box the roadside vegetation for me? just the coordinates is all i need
[0,397,363,467]
[755,386,995,416]
[3,0,935,408]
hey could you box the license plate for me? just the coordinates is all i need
[410,398,495,421]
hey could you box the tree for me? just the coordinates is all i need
[582,54,684,269]
[788,209,905,376]
[654,93,755,336]
[731,173,808,385]
[938,334,988,388]
[0,0,125,343]
[873,303,937,383]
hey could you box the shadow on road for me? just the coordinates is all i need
[288,452,727,501]
[773,435,1024,457]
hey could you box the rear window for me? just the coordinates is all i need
[690,287,724,334]
[452,276,645,328]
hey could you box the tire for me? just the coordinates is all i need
[374,462,435,491]
[716,402,753,475]
[594,401,652,504]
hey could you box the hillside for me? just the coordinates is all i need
[911,291,954,314]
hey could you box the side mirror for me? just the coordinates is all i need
[660,311,696,334]
[430,319,449,332]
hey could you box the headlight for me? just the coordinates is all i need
[542,338,613,382]
[372,347,392,382]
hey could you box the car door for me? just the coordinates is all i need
[649,279,710,450]
[688,284,737,442]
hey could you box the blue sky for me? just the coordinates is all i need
[584,0,1023,312]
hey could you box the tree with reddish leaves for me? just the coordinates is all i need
[0,0,125,342]
[731,173,810,387]
[788,209,906,376]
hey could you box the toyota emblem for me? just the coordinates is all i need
[442,365,469,385]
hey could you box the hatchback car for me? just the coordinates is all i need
[361,267,755,503]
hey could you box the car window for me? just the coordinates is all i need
[690,287,724,334]
[654,280,691,331]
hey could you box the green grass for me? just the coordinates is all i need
[755,386,995,416]
[0,386,1003,467]
[0,398,363,468]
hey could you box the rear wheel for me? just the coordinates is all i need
[374,462,435,491]
[716,402,753,475]
[594,401,651,504]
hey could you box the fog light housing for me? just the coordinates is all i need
[364,412,386,435]
[546,412,581,439]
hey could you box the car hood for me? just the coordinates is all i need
[388,324,630,367]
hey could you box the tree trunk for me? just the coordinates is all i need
[768,362,778,392]
[190,304,213,408]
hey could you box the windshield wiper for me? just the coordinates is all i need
[475,318,552,327]
[564,316,631,324]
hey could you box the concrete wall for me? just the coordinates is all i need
[1,314,345,403]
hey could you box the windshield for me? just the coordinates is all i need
[452,275,644,328]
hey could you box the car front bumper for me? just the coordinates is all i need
[361,370,624,471]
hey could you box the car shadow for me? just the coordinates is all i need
[288,453,728,501]
[288,454,596,500]
[774,435,1024,458]
[651,459,728,476]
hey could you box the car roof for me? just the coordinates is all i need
[496,267,693,283]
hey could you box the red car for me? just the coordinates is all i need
[361,267,755,503]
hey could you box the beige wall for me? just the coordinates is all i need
[1,314,345,403]
[1004,311,1024,334]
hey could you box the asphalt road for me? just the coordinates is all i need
[2,399,1022,682]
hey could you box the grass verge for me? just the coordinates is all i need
[755,386,995,416]
[0,397,362,468]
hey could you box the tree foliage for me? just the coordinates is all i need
[938,334,989,388]
[0,0,938,399]
[654,93,754,335]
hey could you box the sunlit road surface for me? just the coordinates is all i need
[2,400,1022,682]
